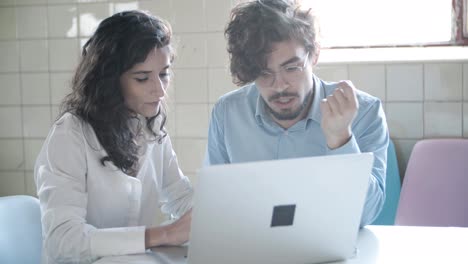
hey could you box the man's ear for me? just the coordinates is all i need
[312,43,320,65]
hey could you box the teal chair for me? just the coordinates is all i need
[0,195,42,264]
[372,139,401,225]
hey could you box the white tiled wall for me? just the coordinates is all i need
[386,64,423,101]
[322,63,467,176]
[1,0,468,197]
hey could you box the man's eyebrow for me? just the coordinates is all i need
[280,56,301,67]
[264,56,301,71]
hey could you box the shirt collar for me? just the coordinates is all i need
[308,74,324,123]
[254,84,269,125]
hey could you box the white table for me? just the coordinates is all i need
[94,225,468,263]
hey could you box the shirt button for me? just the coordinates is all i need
[284,131,289,136]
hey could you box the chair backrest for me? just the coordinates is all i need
[0,195,42,264]
[395,139,468,227]
[372,139,401,225]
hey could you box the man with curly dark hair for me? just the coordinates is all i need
[205,0,389,227]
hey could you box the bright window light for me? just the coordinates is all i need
[303,0,452,47]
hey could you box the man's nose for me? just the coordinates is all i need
[271,71,288,92]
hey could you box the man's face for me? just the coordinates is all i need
[255,40,318,124]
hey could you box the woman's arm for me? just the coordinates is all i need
[145,135,193,247]
[35,115,146,263]
[145,209,192,248]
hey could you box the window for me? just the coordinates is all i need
[303,0,466,48]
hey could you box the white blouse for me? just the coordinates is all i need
[35,113,193,264]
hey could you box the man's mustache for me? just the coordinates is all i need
[268,92,299,102]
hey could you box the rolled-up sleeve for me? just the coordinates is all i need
[159,136,193,219]
[35,116,146,264]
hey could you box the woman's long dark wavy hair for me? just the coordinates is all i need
[225,0,320,86]
[60,10,173,176]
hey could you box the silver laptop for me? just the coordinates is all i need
[187,153,374,264]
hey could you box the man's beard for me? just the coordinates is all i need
[265,91,312,121]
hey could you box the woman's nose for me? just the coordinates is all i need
[151,78,166,97]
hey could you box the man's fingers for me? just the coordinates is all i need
[337,81,358,108]
[325,94,342,115]
[333,88,347,106]
[320,98,331,116]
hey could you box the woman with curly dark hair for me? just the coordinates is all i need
[35,10,193,263]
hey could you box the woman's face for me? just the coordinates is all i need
[120,46,171,118]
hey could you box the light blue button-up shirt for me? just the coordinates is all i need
[204,75,389,226]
